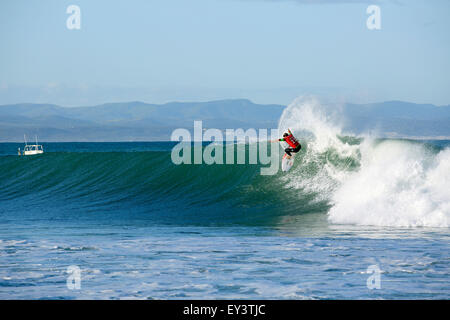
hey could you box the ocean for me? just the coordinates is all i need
[0,138,448,299]
[0,100,449,299]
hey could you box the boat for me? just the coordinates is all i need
[18,135,44,156]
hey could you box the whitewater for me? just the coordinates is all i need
[278,96,450,228]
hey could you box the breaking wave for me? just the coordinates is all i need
[278,96,450,228]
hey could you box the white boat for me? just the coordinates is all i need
[18,135,44,156]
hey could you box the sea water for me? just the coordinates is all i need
[0,98,449,299]
[0,140,448,299]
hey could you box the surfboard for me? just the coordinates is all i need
[281,153,295,172]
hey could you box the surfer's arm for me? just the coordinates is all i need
[269,138,284,143]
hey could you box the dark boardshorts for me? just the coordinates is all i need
[285,144,301,157]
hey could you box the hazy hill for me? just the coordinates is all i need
[0,99,283,141]
[0,99,449,141]
[342,101,450,137]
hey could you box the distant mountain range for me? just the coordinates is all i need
[0,99,449,141]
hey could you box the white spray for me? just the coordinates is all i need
[278,96,450,228]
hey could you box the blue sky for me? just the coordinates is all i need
[0,0,449,106]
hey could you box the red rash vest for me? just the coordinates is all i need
[281,134,300,148]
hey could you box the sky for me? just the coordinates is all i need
[0,0,449,106]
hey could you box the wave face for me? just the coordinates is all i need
[0,143,320,226]
[1,97,449,228]
[278,96,450,228]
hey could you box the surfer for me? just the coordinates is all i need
[272,129,301,159]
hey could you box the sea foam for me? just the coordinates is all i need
[278,96,450,228]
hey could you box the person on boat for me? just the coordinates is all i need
[272,129,301,159]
